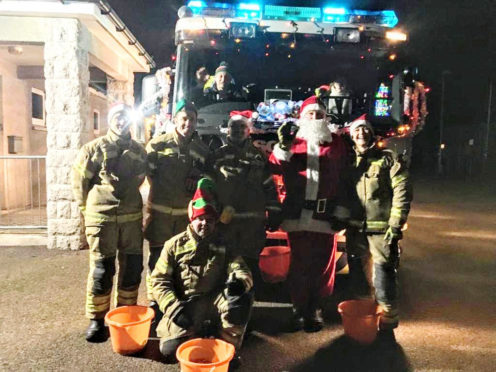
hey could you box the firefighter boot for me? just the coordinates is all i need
[303,305,323,333]
[85,319,108,343]
[288,306,305,332]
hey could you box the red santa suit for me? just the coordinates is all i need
[269,96,349,318]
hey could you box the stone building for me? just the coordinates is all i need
[0,0,154,249]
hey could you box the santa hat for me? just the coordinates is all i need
[215,61,230,76]
[108,103,131,121]
[188,178,218,221]
[349,114,374,134]
[299,95,326,118]
[174,99,197,117]
[228,110,255,127]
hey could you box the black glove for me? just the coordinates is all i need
[277,122,298,150]
[226,274,246,297]
[172,306,192,329]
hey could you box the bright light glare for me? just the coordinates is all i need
[386,30,407,42]
[187,1,206,8]
[323,7,346,15]
[238,3,260,11]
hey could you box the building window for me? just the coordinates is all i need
[93,110,100,132]
[31,88,45,127]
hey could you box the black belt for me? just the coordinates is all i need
[303,199,328,214]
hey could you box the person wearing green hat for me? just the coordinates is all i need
[150,178,253,366]
[145,99,211,322]
[202,61,245,104]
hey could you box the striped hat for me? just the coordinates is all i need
[299,95,326,118]
[188,178,218,221]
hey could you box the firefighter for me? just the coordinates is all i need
[269,96,349,332]
[202,62,245,104]
[346,114,412,341]
[144,99,211,318]
[72,103,147,342]
[151,178,253,365]
[211,111,282,272]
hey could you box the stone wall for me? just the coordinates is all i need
[44,19,91,250]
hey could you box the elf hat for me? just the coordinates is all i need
[299,95,326,118]
[349,114,374,134]
[188,178,219,221]
[174,99,197,117]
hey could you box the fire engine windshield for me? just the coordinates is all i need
[175,38,388,113]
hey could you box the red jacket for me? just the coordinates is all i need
[269,134,349,233]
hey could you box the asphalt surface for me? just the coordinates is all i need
[0,178,495,371]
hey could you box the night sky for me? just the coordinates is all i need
[107,0,496,161]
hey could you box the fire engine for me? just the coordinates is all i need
[139,1,428,275]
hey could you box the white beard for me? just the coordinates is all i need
[296,118,333,144]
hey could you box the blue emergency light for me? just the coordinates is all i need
[236,3,262,19]
[264,5,322,21]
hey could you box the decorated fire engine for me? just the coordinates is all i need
[139,1,428,276]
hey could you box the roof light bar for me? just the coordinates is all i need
[236,3,262,19]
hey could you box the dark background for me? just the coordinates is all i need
[107,0,496,176]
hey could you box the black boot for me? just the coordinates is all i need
[85,319,108,343]
[288,306,305,332]
[229,355,242,371]
[303,308,323,333]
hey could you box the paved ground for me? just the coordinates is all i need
[0,178,495,371]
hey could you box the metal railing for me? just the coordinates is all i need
[0,156,47,229]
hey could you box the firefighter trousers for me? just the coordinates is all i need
[346,230,400,329]
[85,220,143,319]
[157,290,253,356]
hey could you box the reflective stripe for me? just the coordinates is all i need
[117,288,139,300]
[371,158,385,167]
[150,203,188,216]
[390,207,404,218]
[155,258,169,273]
[391,173,408,188]
[159,292,177,310]
[86,293,111,313]
[366,220,389,229]
[175,240,197,256]
[263,175,274,186]
[233,211,265,219]
[84,211,143,223]
[157,148,179,156]
[74,163,94,179]
[266,205,282,212]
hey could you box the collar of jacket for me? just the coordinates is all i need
[107,129,131,148]
[354,142,377,157]
[186,224,219,247]
[173,129,197,148]
[226,137,251,151]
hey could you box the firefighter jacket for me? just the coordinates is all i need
[150,225,253,320]
[346,146,412,233]
[72,129,147,225]
[211,139,282,257]
[269,133,349,234]
[145,131,211,243]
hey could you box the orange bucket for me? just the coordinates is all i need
[338,299,382,344]
[259,245,291,283]
[105,305,155,354]
[176,338,235,372]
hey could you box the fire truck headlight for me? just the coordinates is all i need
[230,22,257,39]
[386,30,407,42]
[335,28,360,43]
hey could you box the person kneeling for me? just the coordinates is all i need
[150,178,253,365]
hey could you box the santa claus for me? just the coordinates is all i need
[269,95,349,332]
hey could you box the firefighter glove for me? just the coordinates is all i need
[172,306,192,329]
[277,121,298,150]
[384,226,403,242]
[226,274,245,297]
